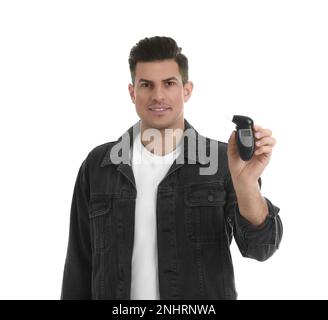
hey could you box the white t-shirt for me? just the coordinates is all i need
[130,127,182,300]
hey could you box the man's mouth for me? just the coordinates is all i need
[148,105,172,114]
[148,105,171,111]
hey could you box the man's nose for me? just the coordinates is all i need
[151,85,165,101]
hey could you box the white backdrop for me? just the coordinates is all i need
[1,0,327,300]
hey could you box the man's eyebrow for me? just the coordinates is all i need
[138,77,179,83]
[162,77,179,82]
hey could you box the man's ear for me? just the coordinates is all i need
[183,81,193,103]
[128,83,136,104]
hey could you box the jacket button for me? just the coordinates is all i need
[208,194,214,202]
[119,268,124,279]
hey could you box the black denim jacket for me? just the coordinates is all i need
[61,119,283,300]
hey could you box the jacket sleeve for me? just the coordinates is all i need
[225,174,283,262]
[61,158,92,299]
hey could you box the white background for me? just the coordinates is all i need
[1,0,327,300]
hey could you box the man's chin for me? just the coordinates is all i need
[141,117,170,129]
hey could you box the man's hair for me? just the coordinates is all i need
[128,36,189,86]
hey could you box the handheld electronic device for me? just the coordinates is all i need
[232,115,255,161]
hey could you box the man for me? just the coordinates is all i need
[61,36,283,300]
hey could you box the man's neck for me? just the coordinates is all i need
[140,118,184,156]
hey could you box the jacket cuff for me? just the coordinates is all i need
[234,197,280,233]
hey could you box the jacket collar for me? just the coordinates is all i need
[100,118,209,167]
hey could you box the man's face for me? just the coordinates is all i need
[128,59,193,130]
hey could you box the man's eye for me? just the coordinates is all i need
[140,83,150,87]
[166,81,176,86]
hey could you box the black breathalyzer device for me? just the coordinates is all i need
[232,115,255,161]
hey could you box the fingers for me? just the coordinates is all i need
[254,125,272,139]
[255,136,276,147]
[253,124,276,156]
[254,145,273,156]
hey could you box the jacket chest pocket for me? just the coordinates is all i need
[184,180,226,243]
[88,194,112,252]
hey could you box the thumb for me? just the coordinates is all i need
[227,130,238,155]
[228,130,236,146]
